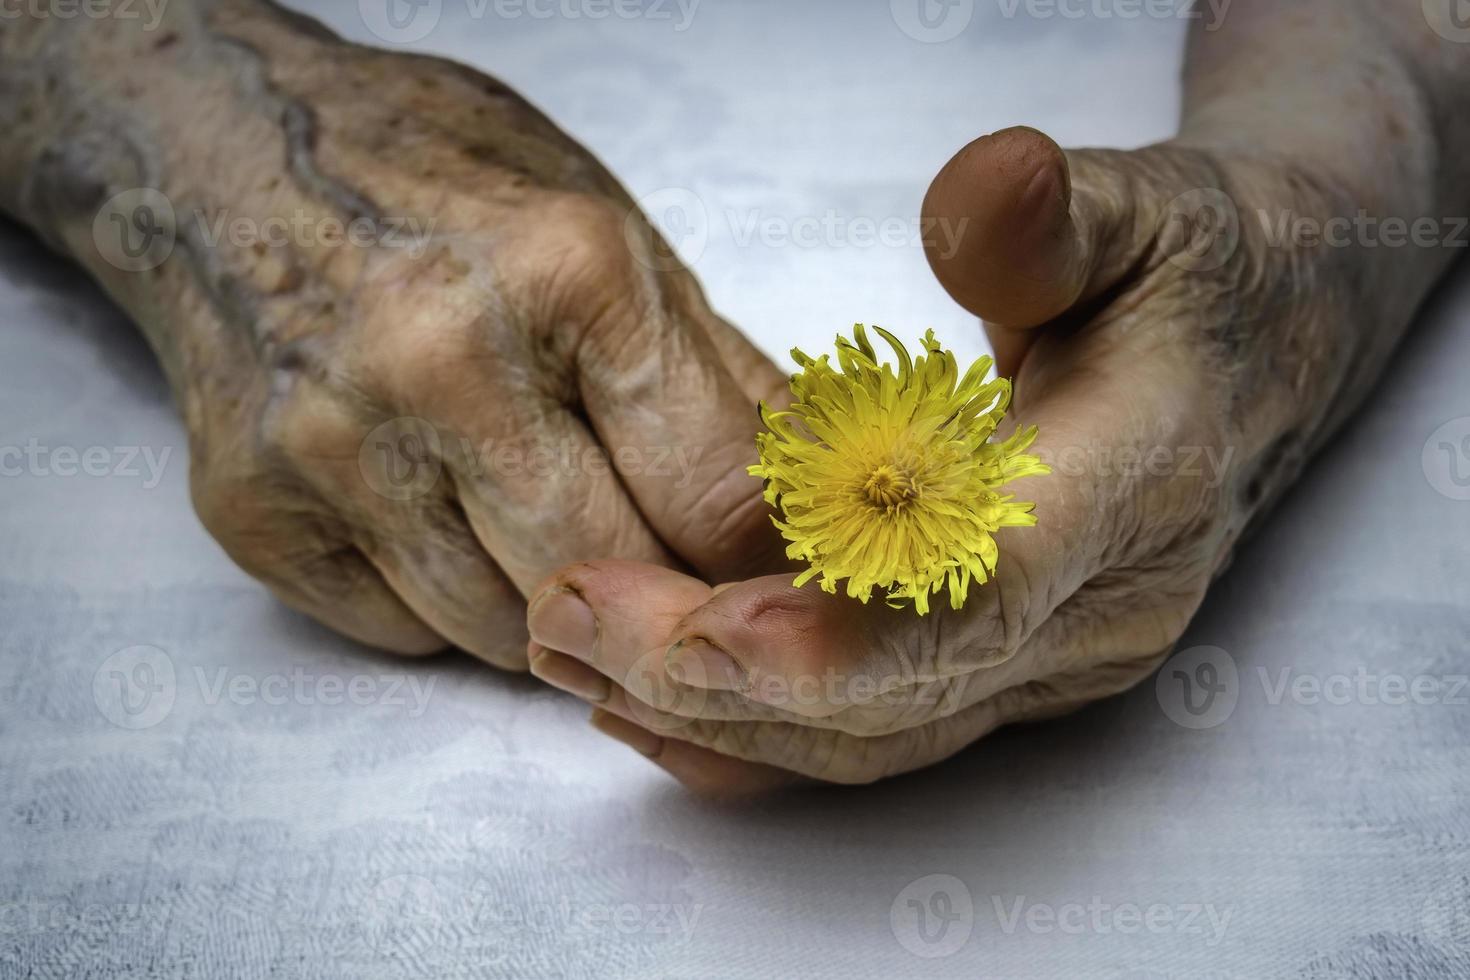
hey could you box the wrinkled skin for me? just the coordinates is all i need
[525,136,1372,788]
[0,0,787,668]
[524,0,1470,791]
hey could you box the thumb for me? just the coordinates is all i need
[922,127,1153,375]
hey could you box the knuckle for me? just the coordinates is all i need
[534,194,669,353]
[993,552,1039,660]
[525,193,640,309]
[260,384,363,471]
[745,589,848,679]
[871,607,946,685]
[191,472,332,583]
[549,193,631,259]
[461,437,601,527]
[361,310,506,410]
[190,471,258,553]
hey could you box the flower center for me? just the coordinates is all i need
[863,464,917,510]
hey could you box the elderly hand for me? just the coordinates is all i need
[0,0,785,668]
[525,120,1450,791]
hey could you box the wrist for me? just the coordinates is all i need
[1174,1,1468,338]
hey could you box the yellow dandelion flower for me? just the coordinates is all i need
[748,324,1050,615]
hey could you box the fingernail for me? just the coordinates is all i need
[527,587,597,659]
[530,648,610,704]
[665,638,747,692]
[590,709,663,758]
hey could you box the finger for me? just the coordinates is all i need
[526,561,713,666]
[263,400,552,664]
[922,127,1157,375]
[588,669,1037,784]
[260,388,619,661]
[529,554,1175,743]
[528,641,611,702]
[589,709,801,798]
[216,522,446,656]
[353,258,684,596]
[594,649,1162,784]
[442,402,678,596]
[192,394,448,656]
[691,304,792,410]
[565,566,1003,723]
[526,639,801,795]
[527,590,841,728]
[983,325,1038,383]
[525,562,745,709]
[579,210,791,582]
[525,562,835,724]
[363,503,531,671]
[268,549,447,655]
[526,558,989,730]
